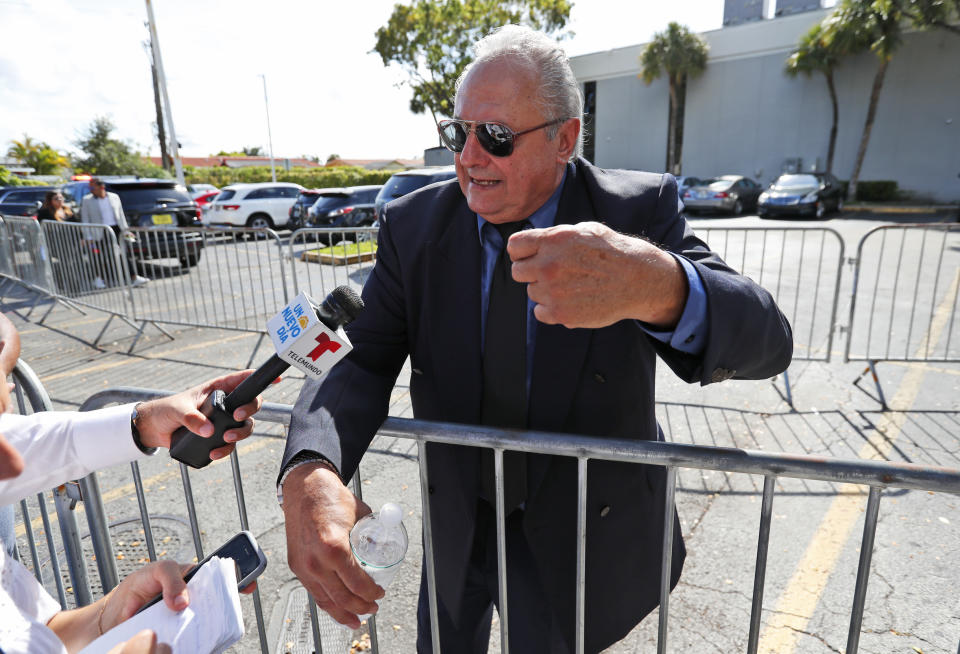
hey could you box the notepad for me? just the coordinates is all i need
[80,556,245,654]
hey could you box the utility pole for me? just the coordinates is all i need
[144,0,184,186]
[260,74,277,183]
[143,37,170,172]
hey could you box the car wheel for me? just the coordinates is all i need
[758,210,768,219]
[732,200,743,216]
[246,214,274,230]
[815,202,825,219]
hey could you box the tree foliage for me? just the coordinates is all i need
[899,0,960,35]
[6,135,68,175]
[786,22,845,173]
[373,0,574,122]
[72,117,168,177]
[638,22,708,173]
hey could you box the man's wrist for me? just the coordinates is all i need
[277,452,341,507]
[130,402,158,455]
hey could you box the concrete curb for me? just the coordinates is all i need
[842,204,959,214]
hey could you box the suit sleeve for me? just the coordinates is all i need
[643,174,793,384]
[282,210,410,482]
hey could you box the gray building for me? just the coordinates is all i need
[570,9,960,203]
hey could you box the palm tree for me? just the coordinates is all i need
[786,22,844,174]
[6,135,68,175]
[639,22,709,174]
[825,0,904,201]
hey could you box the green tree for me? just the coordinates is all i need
[638,22,709,174]
[6,135,69,175]
[786,22,845,174]
[824,0,904,201]
[241,146,263,156]
[373,0,573,123]
[899,0,960,35]
[72,116,167,177]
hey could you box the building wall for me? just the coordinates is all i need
[572,13,960,202]
[591,75,670,172]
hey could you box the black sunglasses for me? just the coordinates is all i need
[437,118,565,157]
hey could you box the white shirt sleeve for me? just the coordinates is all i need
[0,404,148,505]
[0,547,67,654]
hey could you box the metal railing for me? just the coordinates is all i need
[66,387,960,654]
[1,216,57,294]
[40,221,133,319]
[845,223,960,408]
[288,226,379,301]
[695,227,845,363]
[123,226,290,334]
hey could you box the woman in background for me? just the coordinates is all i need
[36,190,73,222]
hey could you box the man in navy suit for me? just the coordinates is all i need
[277,25,793,653]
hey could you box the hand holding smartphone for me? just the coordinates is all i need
[136,531,267,614]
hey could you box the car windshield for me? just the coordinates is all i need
[215,190,236,202]
[110,185,192,207]
[312,194,351,211]
[703,179,734,191]
[380,175,433,199]
[773,174,820,190]
[297,194,320,205]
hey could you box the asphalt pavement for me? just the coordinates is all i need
[4,211,958,654]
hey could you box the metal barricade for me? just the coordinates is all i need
[72,387,960,654]
[0,215,15,278]
[7,359,94,610]
[695,227,845,363]
[124,227,289,335]
[288,226,379,300]
[40,221,133,319]
[845,223,960,408]
[1,216,57,294]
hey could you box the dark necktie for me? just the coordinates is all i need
[479,220,528,512]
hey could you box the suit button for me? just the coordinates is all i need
[599,505,611,518]
[428,485,435,495]
[593,372,606,383]
[683,334,695,345]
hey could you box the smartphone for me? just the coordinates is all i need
[135,530,267,614]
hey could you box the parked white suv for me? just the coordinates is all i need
[204,182,303,229]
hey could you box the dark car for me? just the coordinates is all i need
[299,185,382,244]
[0,186,58,217]
[758,172,844,219]
[374,167,457,223]
[288,189,325,229]
[682,175,764,216]
[103,180,204,267]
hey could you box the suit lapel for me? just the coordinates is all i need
[527,163,597,493]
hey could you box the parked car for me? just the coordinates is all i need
[374,166,457,223]
[757,172,844,219]
[104,179,205,267]
[675,176,705,199]
[682,175,763,215]
[300,185,382,243]
[288,189,325,229]
[0,186,58,217]
[187,183,219,199]
[194,190,220,208]
[203,182,303,229]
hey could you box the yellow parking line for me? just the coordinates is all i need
[15,436,277,538]
[757,268,959,653]
[40,332,256,382]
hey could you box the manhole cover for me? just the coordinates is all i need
[275,586,353,654]
[36,514,195,605]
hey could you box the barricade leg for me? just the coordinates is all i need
[657,466,677,654]
[53,485,93,607]
[747,476,776,654]
[418,441,442,654]
[79,473,119,592]
[845,486,882,654]
[852,361,889,410]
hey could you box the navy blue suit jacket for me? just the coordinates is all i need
[284,158,793,652]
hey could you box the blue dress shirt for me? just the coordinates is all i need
[477,164,709,389]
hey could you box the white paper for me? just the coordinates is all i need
[80,557,245,654]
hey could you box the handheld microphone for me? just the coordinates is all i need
[169,286,364,469]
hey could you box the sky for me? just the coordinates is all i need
[0,0,726,163]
